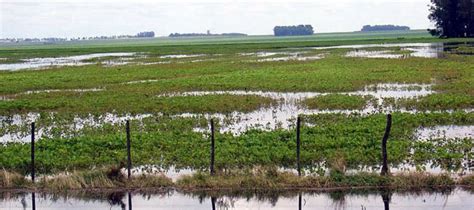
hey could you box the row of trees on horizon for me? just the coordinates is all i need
[273,25,314,36]
[361,25,410,32]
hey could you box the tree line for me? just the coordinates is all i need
[169,32,247,37]
[429,0,473,37]
[273,25,314,36]
[136,31,155,38]
[361,25,410,32]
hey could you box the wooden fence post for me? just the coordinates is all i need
[381,114,392,176]
[31,122,35,182]
[211,196,217,210]
[126,120,132,180]
[296,116,301,176]
[32,192,36,210]
[128,191,132,210]
[210,119,215,176]
[298,192,302,210]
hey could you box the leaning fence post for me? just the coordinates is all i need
[296,116,301,176]
[381,114,392,176]
[211,196,217,210]
[210,119,215,176]
[126,120,132,180]
[31,122,35,182]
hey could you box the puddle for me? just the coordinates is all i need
[160,83,435,135]
[346,50,405,59]
[310,42,472,58]
[0,189,471,210]
[415,125,474,140]
[122,79,160,84]
[0,53,137,71]
[239,51,325,62]
[257,54,325,62]
[21,88,104,95]
[159,54,206,59]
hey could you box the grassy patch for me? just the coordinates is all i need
[395,94,474,110]
[0,169,31,189]
[303,94,371,110]
[0,94,275,114]
[176,169,456,190]
[37,167,173,191]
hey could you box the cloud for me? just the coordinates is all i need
[0,0,432,38]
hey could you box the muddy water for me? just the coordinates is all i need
[0,189,472,210]
[0,53,136,71]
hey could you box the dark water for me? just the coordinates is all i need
[1,188,473,210]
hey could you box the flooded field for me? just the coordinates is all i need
[1,83,473,142]
[1,42,472,71]
[0,189,472,210]
[0,53,136,71]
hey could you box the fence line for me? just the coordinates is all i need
[27,114,392,178]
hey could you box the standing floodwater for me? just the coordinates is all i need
[0,189,472,210]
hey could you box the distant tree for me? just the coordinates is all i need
[136,31,155,38]
[273,25,314,36]
[361,25,410,32]
[168,32,247,37]
[428,0,473,37]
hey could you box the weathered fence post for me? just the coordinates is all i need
[211,196,217,210]
[298,192,302,210]
[381,114,392,176]
[128,191,132,210]
[210,119,215,176]
[126,120,132,180]
[32,192,36,210]
[31,122,35,182]
[296,116,301,176]
[381,189,392,210]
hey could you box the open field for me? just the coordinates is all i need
[0,31,473,189]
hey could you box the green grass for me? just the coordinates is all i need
[1,112,472,175]
[1,53,473,114]
[303,94,371,110]
[0,93,275,114]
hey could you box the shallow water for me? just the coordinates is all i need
[315,42,472,58]
[0,189,472,210]
[159,54,206,59]
[162,83,436,135]
[346,50,405,59]
[415,125,474,140]
[2,83,468,143]
[0,53,136,71]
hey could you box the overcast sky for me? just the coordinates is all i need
[0,0,434,38]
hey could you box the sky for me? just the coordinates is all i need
[0,0,434,38]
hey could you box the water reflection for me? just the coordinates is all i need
[2,188,472,210]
